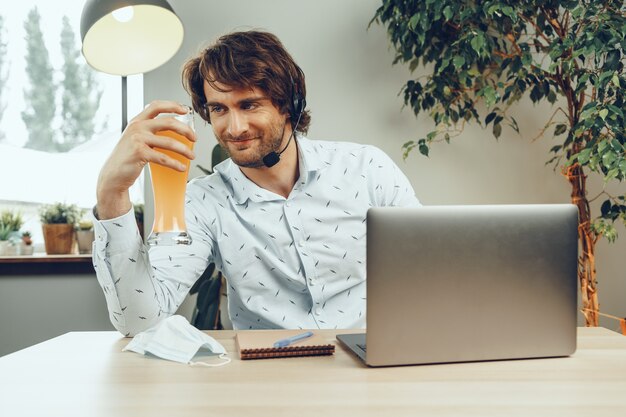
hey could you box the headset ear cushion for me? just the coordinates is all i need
[298,96,306,114]
[292,94,305,117]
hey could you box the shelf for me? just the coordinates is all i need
[0,254,93,264]
[0,254,95,275]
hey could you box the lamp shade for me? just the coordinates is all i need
[80,0,184,76]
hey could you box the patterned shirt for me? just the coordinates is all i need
[93,136,420,336]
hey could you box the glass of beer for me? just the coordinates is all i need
[147,106,195,246]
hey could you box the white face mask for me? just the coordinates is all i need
[122,315,231,367]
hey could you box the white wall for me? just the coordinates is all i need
[144,0,625,330]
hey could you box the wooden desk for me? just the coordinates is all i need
[1,328,625,416]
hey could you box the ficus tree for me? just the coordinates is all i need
[372,0,625,326]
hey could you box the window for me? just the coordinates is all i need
[0,1,144,252]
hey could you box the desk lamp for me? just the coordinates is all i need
[80,0,184,131]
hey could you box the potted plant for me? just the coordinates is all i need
[372,1,625,326]
[0,210,24,256]
[0,224,12,256]
[19,231,34,256]
[76,219,95,254]
[39,202,83,255]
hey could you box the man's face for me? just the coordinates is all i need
[203,81,289,168]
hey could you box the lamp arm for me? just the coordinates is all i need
[122,75,128,132]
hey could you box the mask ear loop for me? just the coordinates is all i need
[189,353,231,367]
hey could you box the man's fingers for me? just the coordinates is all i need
[145,147,188,172]
[146,132,196,161]
[147,117,197,143]
[130,100,191,124]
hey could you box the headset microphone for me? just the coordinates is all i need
[263,78,306,168]
[262,150,282,168]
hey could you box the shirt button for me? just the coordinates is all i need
[308,279,315,286]
[298,240,305,247]
[315,308,322,316]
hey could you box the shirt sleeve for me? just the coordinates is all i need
[368,146,421,207]
[92,203,214,337]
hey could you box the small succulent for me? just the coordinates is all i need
[22,231,33,246]
[78,220,94,231]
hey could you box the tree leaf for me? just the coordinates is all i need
[481,85,497,107]
[470,33,484,56]
[409,14,420,31]
[547,90,557,104]
[577,148,592,164]
[602,151,617,169]
[493,123,502,139]
[549,145,562,153]
[554,124,567,136]
[600,200,611,217]
[453,56,465,69]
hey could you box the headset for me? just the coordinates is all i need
[262,73,307,168]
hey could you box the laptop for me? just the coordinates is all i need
[337,204,578,367]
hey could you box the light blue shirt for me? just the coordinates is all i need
[93,137,419,336]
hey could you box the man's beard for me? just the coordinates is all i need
[217,121,287,168]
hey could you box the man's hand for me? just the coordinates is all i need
[96,101,197,220]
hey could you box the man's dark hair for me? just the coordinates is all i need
[182,30,311,134]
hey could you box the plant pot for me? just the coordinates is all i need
[42,224,75,255]
[18,243,34,256]
[4,242,17,256]
[76,230,95,254]
[0,241,8,256]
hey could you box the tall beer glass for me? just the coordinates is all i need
[147,107,195,246]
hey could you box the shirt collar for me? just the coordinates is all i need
[214,135,329,205]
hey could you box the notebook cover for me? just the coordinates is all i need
[236,330,335,360]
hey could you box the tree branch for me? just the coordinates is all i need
[518,13,552,44]
[541,6,565,38]
[530,106,569,142]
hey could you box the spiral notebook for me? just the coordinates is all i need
[236,330,335,360]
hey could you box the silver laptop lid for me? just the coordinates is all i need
[365,204,578,367]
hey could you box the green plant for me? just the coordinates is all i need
[0,224,12,241]
[0,210,24,232]
[372,0,625,326]
[39,202,84,225]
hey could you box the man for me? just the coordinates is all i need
[93,30,419,336]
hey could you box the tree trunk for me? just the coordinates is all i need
[564,162,599,326]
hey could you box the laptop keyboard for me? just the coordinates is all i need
[357,343,367,352]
